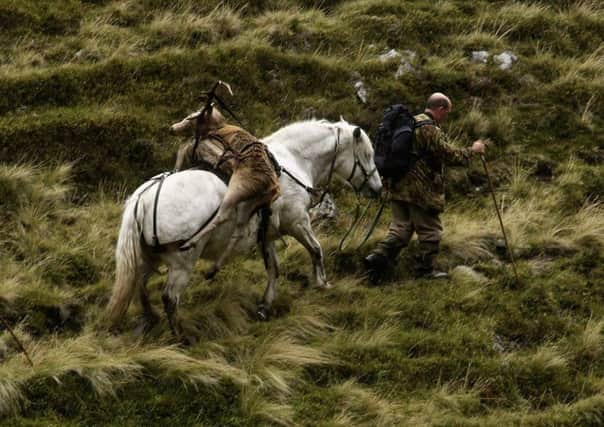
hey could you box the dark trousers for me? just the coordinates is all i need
[371,200,442,273]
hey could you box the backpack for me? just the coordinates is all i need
[373,104,435,181]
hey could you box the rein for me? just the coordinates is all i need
[277,126,341,207]
[337,129,381,252]
[337,193,386,252]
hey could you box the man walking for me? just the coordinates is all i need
[365,93,485,280]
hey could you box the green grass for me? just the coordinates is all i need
[1,0,603,425]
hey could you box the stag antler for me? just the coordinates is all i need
[193,81,241,152]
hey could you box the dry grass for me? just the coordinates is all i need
[504,345,568,372]
[146,4,242,46]
[0,0,603,424]
[235,331,334,425]
[0,333,247,417]
[328,321,398,351]
[444,159,604,264]
[578,318,604,361]
[452,16,515,50]
[490,2,551,24]
[330,380,404,427]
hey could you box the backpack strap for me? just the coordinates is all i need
[414,119,437,129]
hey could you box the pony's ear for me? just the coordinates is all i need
[339,115,346,122]
[353,127,361,140]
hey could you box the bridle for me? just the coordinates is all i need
[337,127,384,252]
[345,127,379,194]
[279,124,378,206]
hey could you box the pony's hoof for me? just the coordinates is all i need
[181,334,198,346]
[133,314,159,337]
[205,267,218,280]
[257,306,270,321]
[316,281,332,290]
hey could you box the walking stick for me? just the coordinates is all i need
[0,313,34,367]
[480,154,521,285]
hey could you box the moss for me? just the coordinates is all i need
[1,1,604,425]
[0,108,163,189]
[17,376,245,426]
[44,251,100,287]
[0,0,83,36]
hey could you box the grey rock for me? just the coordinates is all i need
[493,334,506,354]
[395,50,417,78]
[379,48,402,63]
[471,50,490,63]
[493,51,518,70]
[354,80,368,104]
[395,62,414,78]
[452,265,488,283]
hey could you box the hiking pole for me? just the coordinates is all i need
[0,313,34,368]
[480,154,521,285]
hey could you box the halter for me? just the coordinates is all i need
[278,124,377,206]
[345,128,379,194]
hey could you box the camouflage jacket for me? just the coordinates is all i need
[391,113,471,212]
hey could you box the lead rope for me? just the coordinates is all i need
[337,194,387,252]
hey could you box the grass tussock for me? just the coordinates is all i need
[0,333,248,417]
[0,0,603,425]
[443,159,604,265]
[330,380,403,427]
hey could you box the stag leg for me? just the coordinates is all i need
[289,214,330,289]
[258,239,280,321]
[205,199,258,279]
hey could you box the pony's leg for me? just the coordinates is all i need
[258,239,279,320]
[289,214,330,289]
[135,266,160,335]
[161,250,197,344]
[174,142,193,172]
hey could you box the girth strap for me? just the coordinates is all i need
[151,173,170,248]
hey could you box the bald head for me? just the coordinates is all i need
[426,92,452,110]
[425,92,452,124]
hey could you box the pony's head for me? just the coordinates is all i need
[337,117,382,197]
[170,106,226,135]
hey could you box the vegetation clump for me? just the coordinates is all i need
[0,0,603,425]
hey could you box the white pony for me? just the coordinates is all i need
[107,118,382,341]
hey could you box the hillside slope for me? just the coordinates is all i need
[1,1,603,426]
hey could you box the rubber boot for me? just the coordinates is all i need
[413,241,448,279]
[364,236,405,284]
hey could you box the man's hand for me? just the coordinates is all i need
[471,139,486,154]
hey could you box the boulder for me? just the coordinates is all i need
[354,81,368,104]
[378,48,402,63]
[395,50,417,78]
[451,265,488,284]
[493,51,518,70]
[471,50,490,64]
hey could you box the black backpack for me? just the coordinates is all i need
[373,104,434,180]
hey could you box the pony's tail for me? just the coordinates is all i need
[106,196,145,330]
